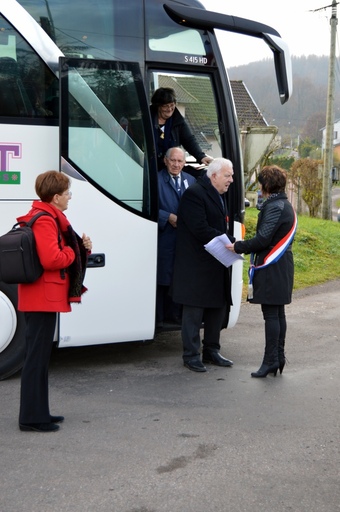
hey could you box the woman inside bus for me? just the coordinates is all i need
[150,87,213,171]
[17,171,92,433]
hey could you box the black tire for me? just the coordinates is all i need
[0,282,26,380]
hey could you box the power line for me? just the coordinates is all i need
[310,2,339,13]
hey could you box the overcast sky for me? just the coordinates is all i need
[201,0,334,67]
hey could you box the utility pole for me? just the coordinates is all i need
[320,1,338,219]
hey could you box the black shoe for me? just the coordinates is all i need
[203,352,233,367]
[50,415,64,423]
[19,422,60,432]
[184,359,207,372]
[251,362,279,378]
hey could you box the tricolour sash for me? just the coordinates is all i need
[248,209,297,298]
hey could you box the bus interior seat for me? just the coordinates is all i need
[0,57,34,117]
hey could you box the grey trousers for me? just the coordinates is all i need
[181,305,226,361]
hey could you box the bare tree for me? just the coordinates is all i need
[290,158,323,217]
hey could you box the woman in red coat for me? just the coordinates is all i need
[18,171,92,432]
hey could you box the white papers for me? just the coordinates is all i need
[204,234,244,268]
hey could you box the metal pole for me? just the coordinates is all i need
[322,0,338,219]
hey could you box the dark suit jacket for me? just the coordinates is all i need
[157,168,196,285]
[171,174,234,308]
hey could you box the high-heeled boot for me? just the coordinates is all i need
[251,361,279,378]
[278,338,286,374]
[251,342,279,378]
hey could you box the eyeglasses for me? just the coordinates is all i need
[61,190,72,197]
[161,103,176,111]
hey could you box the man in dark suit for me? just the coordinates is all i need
[156,147,196,328]
[171,158,235,372]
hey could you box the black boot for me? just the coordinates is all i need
[278,338,286,374]
[251,340,279,378]
[251,361,279,378]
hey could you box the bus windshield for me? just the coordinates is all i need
[17,0,144,61]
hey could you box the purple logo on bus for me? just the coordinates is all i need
[0,143,22,184]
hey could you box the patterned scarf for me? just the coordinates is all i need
[30,200,89,303]
[63,225,88,303]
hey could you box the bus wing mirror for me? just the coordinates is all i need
[163,3,293,104]
[262,34,292,104]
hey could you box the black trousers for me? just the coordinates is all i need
[181,305,226,362]
[19,312,57,424]
[261,304,286,342]
[261,304,286,361]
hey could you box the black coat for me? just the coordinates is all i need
[151,106,205,170]
[234,193,295,305]
[171,175,234,308]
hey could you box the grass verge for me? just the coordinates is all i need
[242,208,340,292]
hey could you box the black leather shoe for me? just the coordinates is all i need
[203,352,233,367]
[184,360,207,372]
[19,422,60,432]
[50,415,64,423]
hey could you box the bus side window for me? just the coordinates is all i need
[0,57,34,117]
[0,15,59,122]
[23,65,59,119]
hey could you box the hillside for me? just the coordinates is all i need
[228,55,340,144]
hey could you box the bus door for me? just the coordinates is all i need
[147,68,244,327]
[58,57,158,347]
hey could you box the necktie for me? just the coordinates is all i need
[174,176,181,196]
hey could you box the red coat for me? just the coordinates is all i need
[17,201,75,312]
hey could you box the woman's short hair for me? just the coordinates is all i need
[35,170,71,202]
[151,87,177,107]
[258,165,287,194]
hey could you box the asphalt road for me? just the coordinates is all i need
[1,280,340,512]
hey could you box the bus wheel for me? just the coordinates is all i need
[0,283,26,380]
